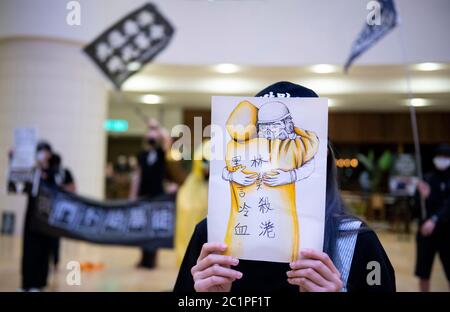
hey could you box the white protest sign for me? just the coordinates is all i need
[7,127,38,193]
[208,97,328,263]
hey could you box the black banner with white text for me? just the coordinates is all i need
[31,182,175,250]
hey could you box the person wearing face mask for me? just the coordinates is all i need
[129,118,172,269]
[19,142,76,291]
[415,144,450,292]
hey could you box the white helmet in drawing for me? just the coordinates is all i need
[257,101,291,123]
[257,102,295,140]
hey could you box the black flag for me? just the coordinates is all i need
[344,0,398,72]
[84,2,175,89]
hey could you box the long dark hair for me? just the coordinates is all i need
[323,142,363,258]
[253,81,364,258]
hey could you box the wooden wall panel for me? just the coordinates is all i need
[329,112,450,144]
[181,109,450,145]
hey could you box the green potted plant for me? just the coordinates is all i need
[357,150,393,220]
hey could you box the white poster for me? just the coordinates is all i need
[7,127,38,193]
[208,96,328,263]
[11,128,38,169]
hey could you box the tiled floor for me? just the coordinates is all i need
[377,231,448,291]
[0,229,448,292]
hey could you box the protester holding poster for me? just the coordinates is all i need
[18,141,76,291]
[174,82,396,292]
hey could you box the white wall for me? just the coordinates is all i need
[0,0,449,66]
[0,39,108,235]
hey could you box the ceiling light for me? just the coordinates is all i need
[141,94,162,104]
[412,62,444,71]
[214,63,241,74]
[407,98,429,107]
[310,64,339,74]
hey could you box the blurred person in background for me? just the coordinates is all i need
[130,118,186,269]
[415,144,450,292]
[47,153,76,272]
[49,152,76,193]
[128,155,138,172]
[105,162,115,198]
[15,141,76,291]
[113,155,132,199]
[175,140,210,267]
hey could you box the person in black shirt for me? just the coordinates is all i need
[20,142,76,291]
[130,118,170,269]
[415,144,450,291]
[47,153,76,271]
[174,82,396,292]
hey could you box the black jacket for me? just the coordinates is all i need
[174,219,396,293]
[423,169,450,225]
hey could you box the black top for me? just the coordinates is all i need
[25,167,74,226]
[22,166,75,289]
[174,219,396,293]
[54,168,74,187]
[137,148,166,198]
[423,169,450,225]
[62,168,74,185]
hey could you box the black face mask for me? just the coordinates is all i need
[147,138,157,147]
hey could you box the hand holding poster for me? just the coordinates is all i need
[208,97,328,263]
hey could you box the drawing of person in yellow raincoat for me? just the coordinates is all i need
[222,100,319,263]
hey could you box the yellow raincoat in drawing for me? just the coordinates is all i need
[224,101,319,262]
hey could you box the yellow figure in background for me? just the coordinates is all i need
[222,101,319,263]
[175,141,210,266]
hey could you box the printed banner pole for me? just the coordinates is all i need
[397,24,427,221]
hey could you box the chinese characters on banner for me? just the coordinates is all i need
[34,182,175,249]
[208,97,328,263]
[83,2,175,89]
